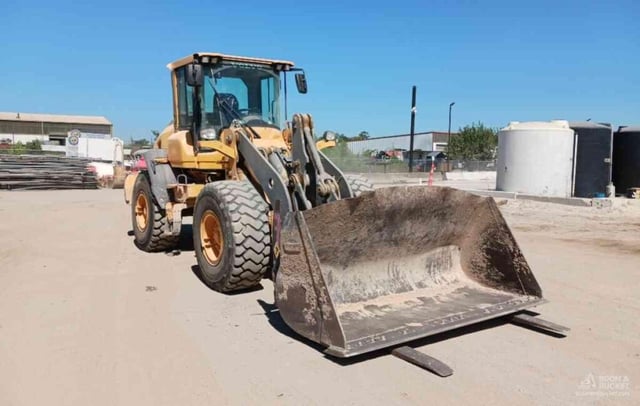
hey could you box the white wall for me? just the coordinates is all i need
[42,145,66,153]
[67,137,124,162]
[347,133,433,155]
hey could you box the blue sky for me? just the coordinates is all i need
[1,0,638,140]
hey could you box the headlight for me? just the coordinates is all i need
[323,131,336,142]
[200,129,218,140]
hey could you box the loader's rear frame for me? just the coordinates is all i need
[125,113,355,248]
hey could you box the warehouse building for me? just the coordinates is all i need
[347,131,457,156]
[0,112,112,147]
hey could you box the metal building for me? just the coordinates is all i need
[0,112,112,148]
[347,131,455,155]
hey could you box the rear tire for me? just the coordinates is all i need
[193,181,271,293]
[131,173,179,252]
[345,174,374,197]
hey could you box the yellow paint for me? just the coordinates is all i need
[185,184,204,204]
[134,192,148,231]
[123,172,138,204]
[316,139,336,150]
[252,127,289,150]
[200,210,224,265]
[163,130,236,169]
[154,123,176,149]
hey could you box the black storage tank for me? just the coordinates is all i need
[569,121,612,197]
[613,126,640,194]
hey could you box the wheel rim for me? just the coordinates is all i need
[200,210,224,266]
[135,193,148,231]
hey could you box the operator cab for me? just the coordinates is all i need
[167,53,307,142]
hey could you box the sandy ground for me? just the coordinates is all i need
[0,187,638,405]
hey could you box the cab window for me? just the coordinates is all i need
[175,67,194,130]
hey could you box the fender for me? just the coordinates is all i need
[123,172,138,204]
[142,149,177,207]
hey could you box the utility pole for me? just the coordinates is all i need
[408,86,417,173]
[447,102,455,153]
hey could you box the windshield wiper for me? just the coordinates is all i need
[206,79,261,139]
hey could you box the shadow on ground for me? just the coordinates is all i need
[126,224,195,253]
[256,299,554,367]
[189,265,264,295]
[177,225,194,251]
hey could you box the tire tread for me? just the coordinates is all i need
[199,181,271,292]
[132,174,179,252]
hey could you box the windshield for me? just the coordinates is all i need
[202,64,281,130]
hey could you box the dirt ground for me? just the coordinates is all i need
[0,188,638,405]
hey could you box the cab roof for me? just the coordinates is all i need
[167,52,295,71]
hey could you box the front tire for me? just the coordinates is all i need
[193,181,271,293]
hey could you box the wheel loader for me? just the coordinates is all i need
[124,52,567,374]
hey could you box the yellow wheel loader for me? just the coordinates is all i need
[124,53,567,374]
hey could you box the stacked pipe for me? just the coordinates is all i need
[0,155,98,190]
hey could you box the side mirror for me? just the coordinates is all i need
[186,63,204,87]
[322,131,336,141]
[295,73,308,94]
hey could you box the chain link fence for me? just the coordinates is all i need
[328,157,497,174]
[446,159,497,172]
[1,149,497,174]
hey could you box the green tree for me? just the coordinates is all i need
[354,131,370,140]
[128,138,151,147]
[447,122,497,160]
[125,138,152,154]
[335,133,349,143]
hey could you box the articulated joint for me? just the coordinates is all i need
[164,202,186,237]
[317,178,340,198]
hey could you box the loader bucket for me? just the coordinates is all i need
[274,186,545,358]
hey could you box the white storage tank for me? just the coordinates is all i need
[496,120,575,197]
